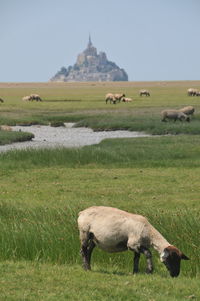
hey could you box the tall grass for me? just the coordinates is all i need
[0,203,198,277]
[0,136,200,276]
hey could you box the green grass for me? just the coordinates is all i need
[0,81,200,300]
[0,129,34,145]
[1,81,200,135]
[0,262,199,301]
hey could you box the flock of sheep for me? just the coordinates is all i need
[105,89,150,104]
[105,89,197,123]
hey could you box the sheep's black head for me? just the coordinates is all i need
[186,116,190,122]
[161,246,189,277]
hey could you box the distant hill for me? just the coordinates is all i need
[50,36,128,82]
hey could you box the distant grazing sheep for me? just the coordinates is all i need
[187,88,198,96]
[161,110,190,122]
[114,93,125,103]
[139,89,150,96]
[196,91,200,96]
[179,106,195,116]
[105,93,116,104]
[122,97,133,102]
[22,96,32,101]
[78,206,189,277]
[0,98,4,103]
[30,94,42,101]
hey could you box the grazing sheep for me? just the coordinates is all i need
[122,97,133,102]
[105,93,116,104]
[161,110,190,122]
[187,88,198,96]
[139,89,150,96]
[114,93,125,103]
[78,206,189,277]
[30,94,42,101]
[0,98,4,103]
[179,106,195,116]
[196,91,200,96]
[22,96,32,101]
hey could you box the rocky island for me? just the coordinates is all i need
[50,36,128,82]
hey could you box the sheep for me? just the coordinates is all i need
[114,93,125,103]
[30,94,42,101]
[122,97,133,102]
[179,106,195,116]
[161,110,190,122]
[0,98,4,103]
[187,88,198,96]
[78,206,189,277]
[196,91,200,96]
[139,89,150,96]
[105,93,116,104]
[22,96,32,101]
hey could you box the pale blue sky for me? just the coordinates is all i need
[0,0,200,82]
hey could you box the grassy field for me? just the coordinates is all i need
[0,81,200,300]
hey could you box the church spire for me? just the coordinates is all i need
[88,34,92,48]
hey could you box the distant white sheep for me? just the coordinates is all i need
[139,89,150,96]
[122,97,133,102]
[105,93,116,104]
[30,94,42,101]
[187,88,198,96]
[22,96,32,101]
[161,110,190,122]
[78,206,189,277]
[114,93,125,103]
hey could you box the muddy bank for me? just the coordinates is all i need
[0,123,151,152]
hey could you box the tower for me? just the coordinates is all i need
[88,34,92,48]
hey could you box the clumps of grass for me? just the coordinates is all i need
[0,130,34,145]
[50,121,65,127]
[16,121,41,126]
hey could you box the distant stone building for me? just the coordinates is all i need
[50,36,128,82]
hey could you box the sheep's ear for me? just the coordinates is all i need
[160,249,169,262]
[181,253,190,260]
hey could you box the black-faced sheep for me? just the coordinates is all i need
[161,110,190,122]
[78,206,189,277]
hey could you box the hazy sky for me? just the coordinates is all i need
[1,0,200,82]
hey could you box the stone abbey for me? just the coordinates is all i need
[50,36,128,82]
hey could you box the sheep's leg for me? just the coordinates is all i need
[133,251,140,274]
[87,240,96,269]
[80,245,91,270]
[80,231,91,270]
[140,247,153,274]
